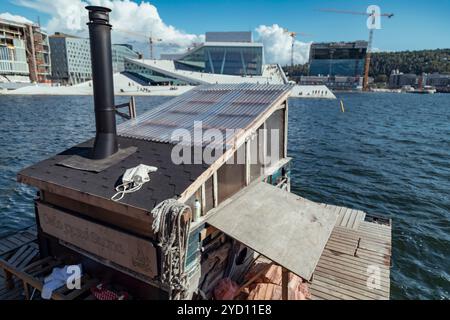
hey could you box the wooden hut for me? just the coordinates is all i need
[0,6,392,301]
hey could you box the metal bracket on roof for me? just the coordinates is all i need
[115,97,137,120]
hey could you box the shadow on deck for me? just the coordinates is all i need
[0,205,392,300]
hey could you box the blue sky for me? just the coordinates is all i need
[2,0,450,52]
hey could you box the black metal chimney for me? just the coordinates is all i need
[86,6,118,159]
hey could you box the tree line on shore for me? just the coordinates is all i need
[283,48,450,82]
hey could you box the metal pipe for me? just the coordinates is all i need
[86,6,118,159]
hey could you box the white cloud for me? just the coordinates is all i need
[15,1,311,64]
[0,12,34,25]
[255,24,311,66]
[16,0,203,57]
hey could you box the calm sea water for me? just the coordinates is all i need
[0,93,449,300]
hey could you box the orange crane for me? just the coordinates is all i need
[319,8,394,91]
[283,29,313,67]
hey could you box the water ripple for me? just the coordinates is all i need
[0,93,449,299]
[289,92,450,299]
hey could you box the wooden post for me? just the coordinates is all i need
[213,171,218,207]
[23,281,30,300]
[282,267,289,300]
[4,269,14,289]
[201,183,206,216]
[262,121,267,170]
[245,140,251,185]
[130,96,137,119]
[284,102,288,159]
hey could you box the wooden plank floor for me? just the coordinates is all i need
[1,211,392,301]
[0,227,37,300]
[310,205,391,300]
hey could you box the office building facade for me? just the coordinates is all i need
[50,33,139,85]
[309,41,368,77]
[388,71,418,88]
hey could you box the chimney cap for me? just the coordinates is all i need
[85,5,111,12]
[86,6,112,25]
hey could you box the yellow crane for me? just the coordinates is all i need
[283,29,313,67]
[319,8,394,91]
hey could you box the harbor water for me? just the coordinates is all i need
[0,93,449,299]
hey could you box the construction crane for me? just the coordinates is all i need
[283,29,313,67]
[114,29,163,59]
[319,8,394,91]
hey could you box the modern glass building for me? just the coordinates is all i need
[123,59,192,86]
[122,31,284,87]
[309,41,368,77]
[174,42,264,76]
[50,33,139,85]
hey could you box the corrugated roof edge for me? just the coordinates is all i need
[117,83,294,145]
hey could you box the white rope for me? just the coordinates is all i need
[151,199,191,300]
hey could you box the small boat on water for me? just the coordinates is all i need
[0,6,392,301]
[408,86,437,94]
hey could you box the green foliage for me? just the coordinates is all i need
[370,49,450,76]
[374,74,388,83]
[282,49,450,82]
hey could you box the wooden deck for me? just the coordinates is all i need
[0,227,37,300]
[310,204,392,300]
[0,227,102,300]
[1,205,392,301]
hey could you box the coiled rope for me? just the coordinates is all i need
[151,199,191,300]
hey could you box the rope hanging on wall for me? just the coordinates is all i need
[151,199,192,300]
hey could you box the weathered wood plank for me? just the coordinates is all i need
[318,255,390,276]
[314,265,390,293]
[37,202,158,277]
[340,208,352,228]
[313,276,386,300]
[310,281,358,300]
[311,210,392,300]
[314,263,390,289]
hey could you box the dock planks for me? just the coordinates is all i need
[1,208,392,301]
[311,204,391,300]
[0,227,37,300]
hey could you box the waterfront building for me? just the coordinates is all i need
[298,75,366,91]
[425,73,450,88]
[205,31,253,43]
[388,70,418,88]
[49,33,91,85]
[309,41,368,77]
[171,31,263,76]
[123,31,282,86]
[49,33,139,85]
[27,24,51,83]
[0,17,51,83]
